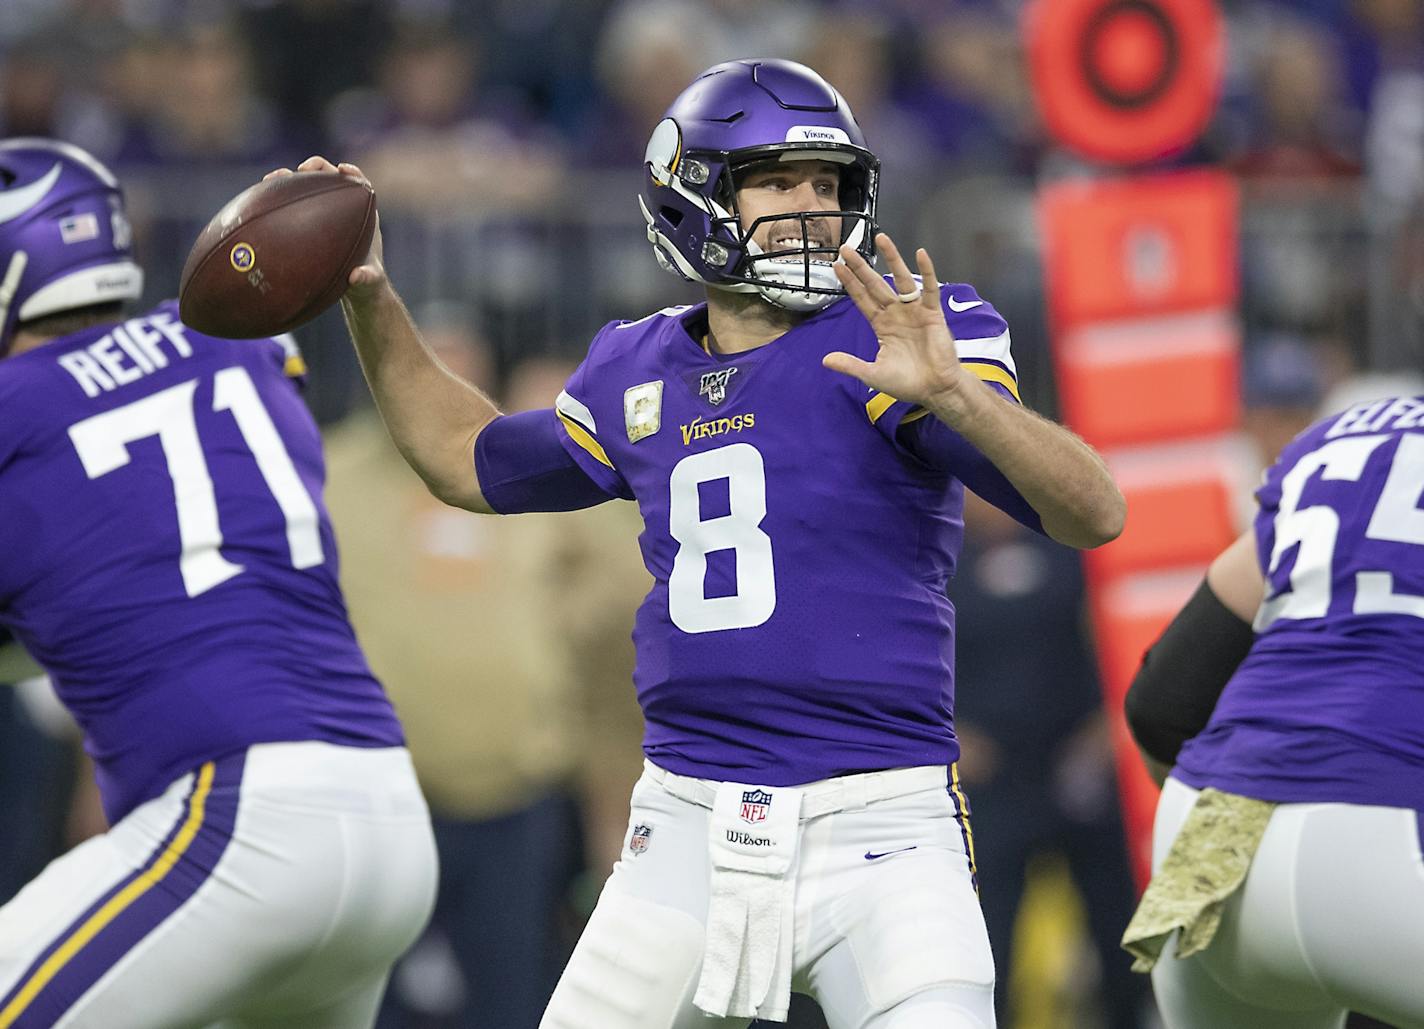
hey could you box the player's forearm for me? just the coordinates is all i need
[924,382,1125,548]
[340,282,497,512]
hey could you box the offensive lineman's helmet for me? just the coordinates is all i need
[639,59,879,312]
[0,138,143,354]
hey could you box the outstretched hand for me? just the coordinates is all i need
[823,232,969,410]
[264,155,386,297]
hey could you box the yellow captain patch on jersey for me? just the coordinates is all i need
[624,380,664,443]
[680,412,756,446]
[283,354,307,378]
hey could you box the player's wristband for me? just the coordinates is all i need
[1124,578,1256,766]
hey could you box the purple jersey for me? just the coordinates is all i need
[553,284,1024,785]
[1175,395,1424,809]
[0,302,402,822]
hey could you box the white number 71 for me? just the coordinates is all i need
[68,367,323,597]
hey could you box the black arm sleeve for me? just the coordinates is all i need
[1123,578,1257,766]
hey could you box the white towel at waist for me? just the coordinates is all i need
[693,780,802,1021]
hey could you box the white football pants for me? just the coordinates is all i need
[0,742,437,1029]
[542,761,996,1029]
[1151,777,1424,1029]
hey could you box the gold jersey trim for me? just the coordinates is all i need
[557,410,614,469]
[961,362,1021,402]
[867,364,1020,425]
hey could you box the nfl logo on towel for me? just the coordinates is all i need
[740,789,772,824]
[630,823,653,854]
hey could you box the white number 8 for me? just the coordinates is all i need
[667,443,777,634]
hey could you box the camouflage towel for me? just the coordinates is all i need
[1121,788,1277,973]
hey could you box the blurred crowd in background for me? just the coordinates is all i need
[2,1,1424,1027]
[1,0,1423,417]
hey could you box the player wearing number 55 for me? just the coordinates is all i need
[301,59,1123,1028]
[0,139,436,1029]
[1123,396,1424,1029]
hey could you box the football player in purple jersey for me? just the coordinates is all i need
[0,139,437,1029]
[292,59,1123,1028]
[1124,396,1424,1028]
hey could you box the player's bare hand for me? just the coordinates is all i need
[822,233,969,409]
[267,156,387,297]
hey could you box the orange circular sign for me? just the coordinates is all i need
[1027,0,1223,165]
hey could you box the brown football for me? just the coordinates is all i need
[178,171,375,338]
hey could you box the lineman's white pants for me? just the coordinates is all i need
[0,742,437,1029]
[1152,777,1424,1029]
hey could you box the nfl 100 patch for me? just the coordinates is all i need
[625,380,663,443]
[698,367,738,406]
[740,788,772,824]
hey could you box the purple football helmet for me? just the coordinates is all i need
[0,138,143,353]
[639,59,879,312]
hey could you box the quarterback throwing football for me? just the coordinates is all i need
[301,60,1124,1028]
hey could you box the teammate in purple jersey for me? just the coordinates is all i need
[287,59,1123,1028]
[1123,397,1424,1028]
[0,139,436,1029]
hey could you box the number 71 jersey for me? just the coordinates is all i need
[0,301,401,823]
[553,290,1022,787]
[1174,396,1424,810]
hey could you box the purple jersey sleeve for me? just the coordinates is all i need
[859,282,1020,440]
[552,322,636,500]
[898,417,1044,534]
[475,409,622,513]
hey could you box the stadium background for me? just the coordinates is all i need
[1,1,1420,1027]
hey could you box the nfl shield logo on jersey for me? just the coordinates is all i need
[629,823,653,854]
[625,380,663,442]
[740,789,773,824]
[699,367,737,406]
